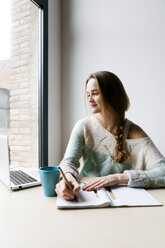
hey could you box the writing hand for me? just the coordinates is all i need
[55,172,80,200]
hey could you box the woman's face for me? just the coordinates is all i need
[86,78,103,114]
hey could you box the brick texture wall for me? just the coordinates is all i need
[9,0,39,167]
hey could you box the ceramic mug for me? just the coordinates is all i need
[39,166,60,197]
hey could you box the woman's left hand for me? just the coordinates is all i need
[82,173,129,191]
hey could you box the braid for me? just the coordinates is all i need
[112,119,130,163]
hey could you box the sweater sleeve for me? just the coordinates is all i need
[124,138,165,188]
[59,120,84,180]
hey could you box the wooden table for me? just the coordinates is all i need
[0,181,165,248]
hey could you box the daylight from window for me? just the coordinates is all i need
[0,0,40,169]
[0,0,11,60]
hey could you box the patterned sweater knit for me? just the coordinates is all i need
[60,117,165,188]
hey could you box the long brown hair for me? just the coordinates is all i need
[86,71,130,163]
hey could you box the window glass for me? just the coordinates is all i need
[0,0,40,168]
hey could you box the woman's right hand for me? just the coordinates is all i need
[55,172,80,200]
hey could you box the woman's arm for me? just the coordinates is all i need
[56,121,85,200]
[59,120,84,180]
[123,123,165,188]
[82,173,129,191]
[124,160,165,188]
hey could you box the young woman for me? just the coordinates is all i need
[55,71,165,200]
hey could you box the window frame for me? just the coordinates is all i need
[0,88,10,129]
[31,0,48,167]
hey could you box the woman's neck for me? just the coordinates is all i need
[96,114,117,134]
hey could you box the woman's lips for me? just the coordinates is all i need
[90,104,97,108]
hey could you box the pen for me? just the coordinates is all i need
[94,189,99,198]
[83,183,99,198]
[107,188,116,200]
[58,167,78,202]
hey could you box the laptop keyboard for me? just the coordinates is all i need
[10,170,37,185]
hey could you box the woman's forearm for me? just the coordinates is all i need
[124,161,165,188]
[117,173,129,184]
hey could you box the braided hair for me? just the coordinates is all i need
[113,119,130,163]
[86,71,130,163]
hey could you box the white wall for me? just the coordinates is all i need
[61,0,165,156]
[48,0,61,164]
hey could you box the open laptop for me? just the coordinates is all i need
[0,135,41,190]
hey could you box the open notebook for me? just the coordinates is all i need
[56,184,162,209]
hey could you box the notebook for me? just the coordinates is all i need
[56,183,162,209]
[0,135,41,190]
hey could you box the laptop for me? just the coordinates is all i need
[0,135,41,190]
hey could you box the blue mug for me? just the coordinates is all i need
[39,166,60,197]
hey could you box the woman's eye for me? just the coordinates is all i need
[87,92,98,98]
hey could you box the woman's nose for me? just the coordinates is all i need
[89,95,94,101]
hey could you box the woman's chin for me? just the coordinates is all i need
[91,109,99,114]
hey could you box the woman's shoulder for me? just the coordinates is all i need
[73,116,95,131]
[127,121,148,139]
[74,116,94,126]
[70,117,98,138]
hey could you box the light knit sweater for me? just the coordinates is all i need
[60,117,165,188]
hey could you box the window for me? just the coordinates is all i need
[0,0,48,168]
[0,88,10,129]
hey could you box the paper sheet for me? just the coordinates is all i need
[56,184,110,209]
[110,186,162,206]
[56,184,162,209]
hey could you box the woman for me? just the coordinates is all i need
[55,71,165,200]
